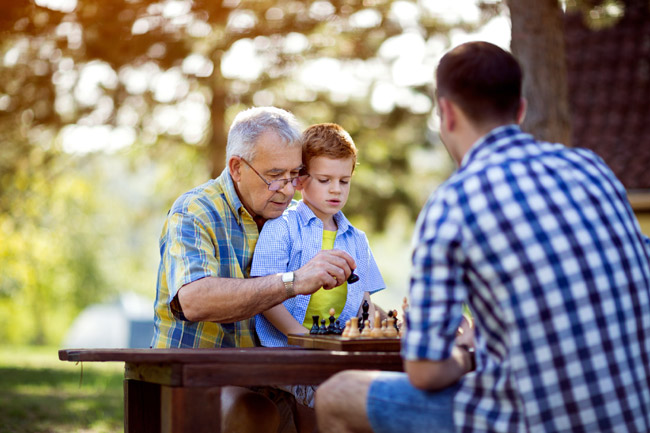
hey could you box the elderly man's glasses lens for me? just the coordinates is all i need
[239,157,307,192]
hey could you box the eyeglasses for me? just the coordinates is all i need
[239,157,308,192]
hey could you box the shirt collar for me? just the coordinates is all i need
[217,168,253,225]
[459,124,524,169]
[296,200,352,234]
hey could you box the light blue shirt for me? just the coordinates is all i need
[251,200,385,347]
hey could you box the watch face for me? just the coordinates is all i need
[282,272,294,283]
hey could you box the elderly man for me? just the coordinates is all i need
[315,42,650,432]
[152,106,355,432]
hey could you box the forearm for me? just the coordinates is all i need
[263,304,308,335]
[177,274,288,323]
[404,346,473,391]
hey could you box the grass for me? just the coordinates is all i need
[0,345,123,433]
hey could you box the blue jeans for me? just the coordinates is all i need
[366,372,459,433]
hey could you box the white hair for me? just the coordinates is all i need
[226,106,302,166]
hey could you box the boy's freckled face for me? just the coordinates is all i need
[301,156,354,224]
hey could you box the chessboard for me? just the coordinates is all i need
[287,333,401,352]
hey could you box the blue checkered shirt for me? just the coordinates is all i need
[251,200,385,347]
[404,125,650,432]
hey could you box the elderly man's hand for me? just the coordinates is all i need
[294,250,356,294]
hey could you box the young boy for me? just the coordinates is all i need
[250,123,385,404]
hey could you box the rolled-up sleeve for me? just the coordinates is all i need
[164,212,220,302]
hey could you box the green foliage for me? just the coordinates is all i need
[0,345,123,433]
[0,0,477,344]
[0,162,108,344]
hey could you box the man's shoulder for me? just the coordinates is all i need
[167,178,236,227]
[170,179,224,212]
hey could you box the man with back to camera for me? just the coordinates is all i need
[152,106,356,433]
[315,41,650,432]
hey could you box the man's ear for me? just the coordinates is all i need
[517,97,527,125]
[439,97,456,131]
[229,157,242,182]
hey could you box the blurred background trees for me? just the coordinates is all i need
[0,0,636,345]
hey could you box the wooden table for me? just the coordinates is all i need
[58,347,403,433]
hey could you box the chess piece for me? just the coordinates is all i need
[401,296,409,336]
[359,300,370,331]
[348,317,361,339]
[327,308,337,334]
[310,315,320,335]
[342,319,351,338]
[361,320,372,337]
[385,317,398,338]
[392,309,400,332]
[370,313,383,338]
[334,319,343,335]
[347,271,359,284]
[319,318,328,335]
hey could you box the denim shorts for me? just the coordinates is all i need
[366,371,459,433]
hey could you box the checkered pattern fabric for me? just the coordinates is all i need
[404,125,650,432]
[251,200,385,347]
[151,169,260,348]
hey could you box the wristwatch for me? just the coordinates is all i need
[282,272,295,298]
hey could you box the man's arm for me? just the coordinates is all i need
[262,304,309,335]
[405,345,474,391]
[178,249,356,323]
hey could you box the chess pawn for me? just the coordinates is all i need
[319,318,328,335]
[327,308,337,334]
[402,296,409,313]
[361,320,372,337]
[385,317,398,338]
[334,319,343,335]
[392,309,400,332]
[310,315,320,335]
[348,317,361,339]
[370,318,383,338]
[342,320,351,338]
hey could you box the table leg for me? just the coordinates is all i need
[125,379,161,433]
[160,385,222,433]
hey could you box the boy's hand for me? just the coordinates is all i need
[294,249,356,294]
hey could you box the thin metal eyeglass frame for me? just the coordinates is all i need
[239,157,307,192]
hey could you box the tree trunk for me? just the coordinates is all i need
[506,0,572,145]
[209,54,227,179]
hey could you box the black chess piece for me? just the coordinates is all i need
[359,299,370,331]
[334,319,343,335]
[347,271,359,284]
[319,318,328,335]
[389,310,399,332]
[327,312,336,334]
[310,315,320,335]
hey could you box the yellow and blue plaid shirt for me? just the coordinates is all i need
[152,169,260,348]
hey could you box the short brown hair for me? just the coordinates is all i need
[436,41,522,125]
[302,123,357,172]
